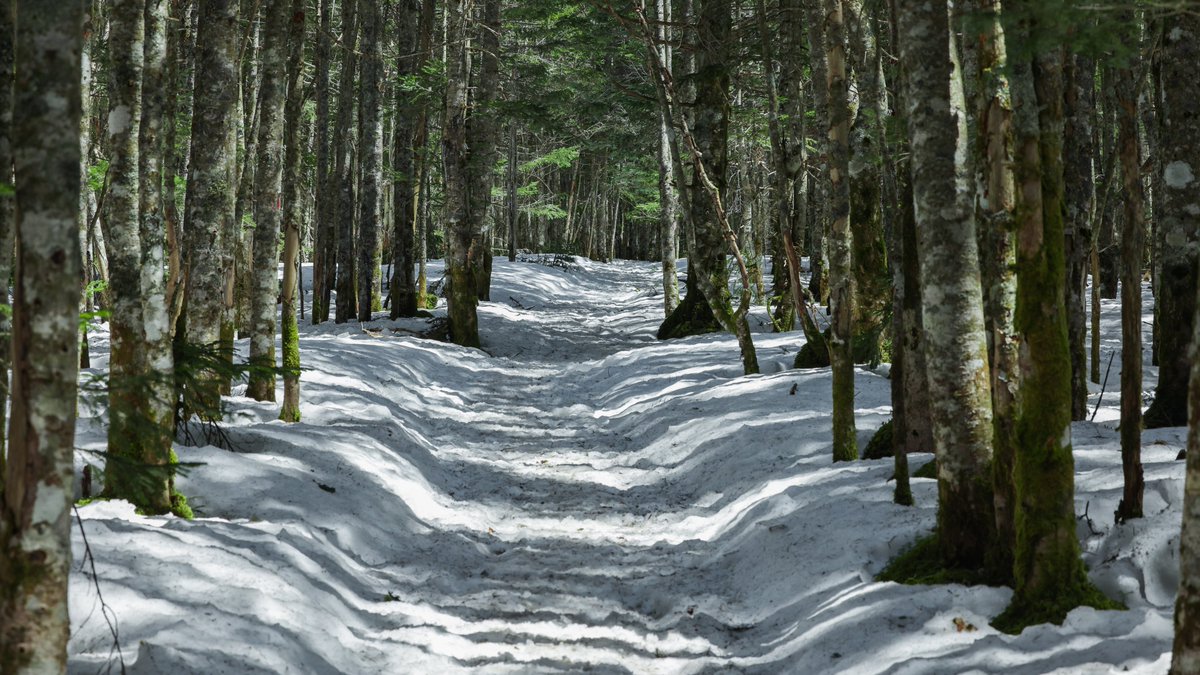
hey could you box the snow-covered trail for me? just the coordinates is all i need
[69,258,1179,673]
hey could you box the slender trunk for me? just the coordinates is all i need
[0,2,83,670]
[466,0,501,303]
[825,0,857,461]
[311,0,332,322]
[278,0,304,422]
[805,0,829,304]
[656,0,678,314]
[0,0,14,469]
[390,0,430,318]
[356,0,382,321]
[1115,18,1144,523]
[1064,52,1095,421]
[333,0,358,323]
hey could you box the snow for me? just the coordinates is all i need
[68,258,1179,673]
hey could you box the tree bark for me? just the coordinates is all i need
[311,0,332,323]
[356,0,383,321]
[897,0,994,570]
[390,0,424,318]
[1114,18,1144,523]
[246,0,289,401]
[656,0,679,316]
[0,0,15,475]
[996,31,1112,633]
[0,2,83,670]
[183,0,240,419]
[1147,12,1200,429]
[1063,52,1095,421]
[824,0,857,461]
[333,0,358,323]
[278,0,304,422]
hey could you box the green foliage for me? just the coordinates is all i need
[519,145,579,172]
[912,458,938,479]
[87,160,110,193]
[863,420,894,460]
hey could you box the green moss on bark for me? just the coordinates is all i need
[864,420,893,460]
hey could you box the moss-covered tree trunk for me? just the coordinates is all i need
[332,0,358,324]
[845,0,888,362]
[824,0,857,462]
[1114,20,1144,523]
[183,0,239,419]
[968,0,1016,580]
[0,2,83,669]
[996,33,1114,633]
[278,0,305,422]
[356,0,382,322]
[898,0,994,570]
[311,0,333,324]
[1146,9,1200,430]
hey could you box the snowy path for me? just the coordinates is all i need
[69,258,1180,673]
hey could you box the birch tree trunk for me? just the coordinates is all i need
[656,0,679,316]
[356,0,383,321]
[278,0,304,422]
[246,0,289,401]
[0,2,83,670]
[183,0,240,419]
[897,0,995,570]
[824,0,857,462]
[968,0,1016,580]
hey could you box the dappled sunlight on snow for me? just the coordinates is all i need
[67,258,1177,674]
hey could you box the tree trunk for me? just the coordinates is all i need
[0,2,83,670]
[825,0,857,461]
[311,0,332,323]
[897,0,994,570]
[1063,52,1095,421]
[356,0,382,321]
[968,0,1016,581]
[183,0,240,419]
[443,0,479,346]
[804,0,829,304]
[278,0,303,421]
[1114,19,1144,523]
[996,33,1113,634]
[246,0,289,401]
[467,0,501,304]
[0,0,15,472]
[656,0,679,316]
[333,0,358,323]
[1146,13,1200,429]
[390,0,426,318]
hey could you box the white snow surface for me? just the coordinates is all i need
[68,258,1179,674]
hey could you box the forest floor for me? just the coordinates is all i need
[69,257,1180,674]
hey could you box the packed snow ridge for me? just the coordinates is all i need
[70,257,1180,673]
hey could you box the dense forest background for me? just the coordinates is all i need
[1,0,1200,672]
